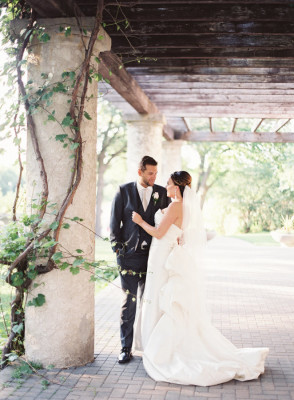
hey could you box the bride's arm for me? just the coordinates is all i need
[132,202,180,239]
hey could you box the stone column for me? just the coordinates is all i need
[23,18,111,367]
[126,113,166,184]
[162,140,183,183]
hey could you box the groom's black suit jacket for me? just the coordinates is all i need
[110,182,169,271]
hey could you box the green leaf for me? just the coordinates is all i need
[48,113,55,121]
[70,142,79,150]
[53,82,67,93]
[41,379,49,389]
[42,240,57,249]
[55,134,68,142]
[60,262,69,270]
[62,223,70,229]
[73,258,84,267]
[71,216,83,221]
[70,266,80,275]
[27,294,46,307]
[39,33,51,43]
[50,221,59,230]
[59,26,64,32]
[27,270,38,279]
[11,272,24,287]
[98,35,104,40]
[12,322,23,334]
[61,115,74,127]
[76,249,83,253]
[84,111,92,120]
[52,252,62,261]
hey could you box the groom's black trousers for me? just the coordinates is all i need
[119,256,147,349]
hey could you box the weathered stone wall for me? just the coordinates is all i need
[24,18,111,367]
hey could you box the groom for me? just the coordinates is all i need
[110,155,169,363]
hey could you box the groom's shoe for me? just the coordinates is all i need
[118,347,133,364]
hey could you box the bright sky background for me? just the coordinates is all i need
[0,32,23,169]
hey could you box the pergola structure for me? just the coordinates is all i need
[17,0,294,368]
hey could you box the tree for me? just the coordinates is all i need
[96,101,126,235]
[184,141,294,233]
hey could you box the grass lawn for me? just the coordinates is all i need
[230,232,280,247]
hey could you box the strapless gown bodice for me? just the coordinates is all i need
[153,209,182,247]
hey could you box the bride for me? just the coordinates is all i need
[132,171,269,386]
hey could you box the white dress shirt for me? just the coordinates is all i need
[137,181,153,211]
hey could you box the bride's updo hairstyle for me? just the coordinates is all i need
[170,171,192,198]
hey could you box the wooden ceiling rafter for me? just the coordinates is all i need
[181,131,294,143]
[99,51,159,115]
[274,118,291,133]
[26,0,84,17]
[23,0,294,142]
[252,119,264,133]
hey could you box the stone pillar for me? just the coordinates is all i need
[162,140,183,183]
[126,113,166,184]
[23,18,111,367]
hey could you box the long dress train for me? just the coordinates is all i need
[135,190,269,387]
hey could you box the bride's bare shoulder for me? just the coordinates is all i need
[167,201,182,213]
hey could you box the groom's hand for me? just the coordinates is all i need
[132,211,143,225]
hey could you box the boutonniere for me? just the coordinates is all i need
[152,192,159,205]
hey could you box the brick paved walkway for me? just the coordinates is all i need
[1,237,294,400]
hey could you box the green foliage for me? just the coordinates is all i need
[184,141,294,234]
[41,379,50,389]
[27,294,46,307]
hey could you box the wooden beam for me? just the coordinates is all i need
[133,74,294,84]
[136,82,294,90]
[152,105,294,118]
[132,88,294,96]
[105,21,294,36]
[98,51,158,114]
[252,119,264,132]
[232,118,238,133]
[103,4,294,22]
[113,47,294,60]
[144,93,294,103]
[163,125,175,141]
[274,119,290,133]
[126,59,294,69]
[129,67,294,76]
[112,34,294,50]
[182,131,294,143]
[166,116,190,134]
[182,117,190,132]
[25,0,84,17]
[209,117,213,133]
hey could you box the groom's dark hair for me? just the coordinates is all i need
[139,156,158,172]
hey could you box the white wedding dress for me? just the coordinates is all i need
[134,187,269,386]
